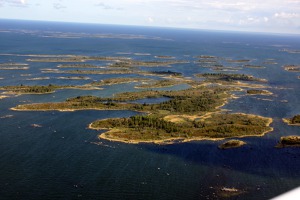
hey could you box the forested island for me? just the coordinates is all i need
[12,84,273,144]
[2,53,277,144]
[0,84,102,94]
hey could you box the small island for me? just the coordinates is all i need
[227,59,251,63]
[246,89,272,95]
[244,65,266,69]
[135,79,180,89]
[218,140,246,149]
[283,115,300,126]
[283,65,300,72]
[276,136,300,148]
[0,84,102,94]
[196,73,267,83]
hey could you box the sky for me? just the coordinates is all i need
[0,0,300,34]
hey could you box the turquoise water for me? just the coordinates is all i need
[0,19,299,199]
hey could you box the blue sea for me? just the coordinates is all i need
[0,19,299,200]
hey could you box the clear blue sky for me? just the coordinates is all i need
[0,0,300,34]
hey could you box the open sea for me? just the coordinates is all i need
[0,19,299,199]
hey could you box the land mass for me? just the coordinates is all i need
[12,85,273,144]
[283,65,300,72]
[218,139,247,149]
[276,136,300,148]
[283,115,300,126]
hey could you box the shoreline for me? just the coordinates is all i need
[90,114,274,145]
[282,118,300,126]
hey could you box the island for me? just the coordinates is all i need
[196,73,267,82]
[244,65,266,69]
[154,55,175,59]
[11,85,273,144]
[283,115,300,126]
[276,136,300,148]
[218,139,246,149]
[227,59,251,63]
[57,64,105,69]
[135,79,181,89]
[217,187,245,198]
[88,77,150,86]
[246,89,272,95]
[0,84,102,94]
[283,65,300,72]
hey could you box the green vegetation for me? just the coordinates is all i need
[150,70,182,77]
[0,84,101,94]
[227,59,250,63]
[1,84,59,94]
[136,79,179,88]
[89,77,150,86]
[276,136,300,148]
[246,90,272,95]
[7,53,275,144]
[196,73,266,82]
[91,113,272,143]
[218,140,246,149]
[283,115,300,126]
[13,86,230,113]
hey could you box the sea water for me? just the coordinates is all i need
[0,19,299,199]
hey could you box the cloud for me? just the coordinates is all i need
[147,17,154,23]
[95,2,122,10]
[274,12,300,19]
[0,0,28,7]
[53,3,66,10]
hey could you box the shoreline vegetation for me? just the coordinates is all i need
[11,83,274,144]
[0,84,103,94]
[218,139,247,149]
[3,53,276,144]
[196,73,267,83]
[283,115,300,126]
[276,136,300,148]
[246,89,273,95]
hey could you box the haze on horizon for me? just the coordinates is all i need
[0,0,299,34]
